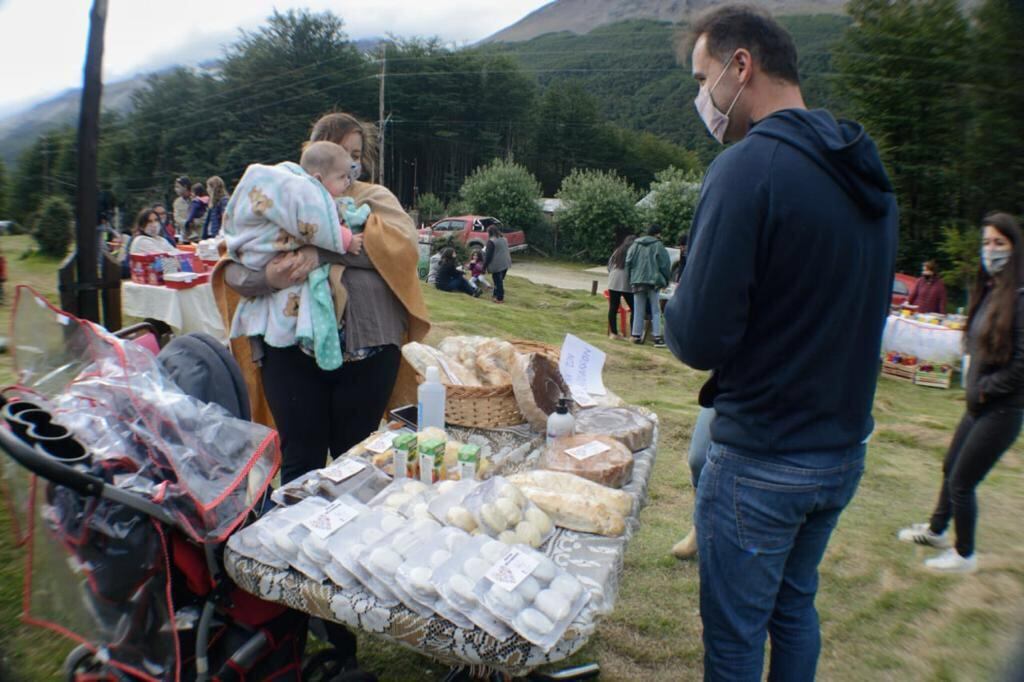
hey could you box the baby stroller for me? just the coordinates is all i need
[0,287,358,681]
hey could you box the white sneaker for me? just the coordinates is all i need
[897,522,952,549]
[925,548,978,574]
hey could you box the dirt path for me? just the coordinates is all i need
[507,260,609,293]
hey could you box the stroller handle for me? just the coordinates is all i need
[0,425,178,526]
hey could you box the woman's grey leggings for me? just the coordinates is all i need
[688,406,715,489]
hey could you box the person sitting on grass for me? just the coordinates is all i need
[435,247,481,297]
[467,250,492,292]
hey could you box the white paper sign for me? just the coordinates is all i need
[559,334,607,396]
[303,499,359,539]
[486,549,541,591]
[365,431,399,454]
[321,458,366,483]
[565,441,610,461]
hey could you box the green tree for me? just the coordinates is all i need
[0,159,8,218]
[835,0,971,270]
[531,82,608,195]
[938,222,979,310]
[33,195,73,258]
[555,169,641,260]
[415,192,445,224]
[640,166,702,244]
[459,159,543,235]
[964,0,1024,219]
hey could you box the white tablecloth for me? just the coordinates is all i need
[881,314,963,365]
[122,282,226,342]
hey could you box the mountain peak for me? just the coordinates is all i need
[483,0,846,43]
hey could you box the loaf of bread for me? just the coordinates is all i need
[572,407,655,452]
[510,485,626,537]
[512,352,570,430]
[506,470,633,517]
[401,342,480,386]
[539,435,634,488]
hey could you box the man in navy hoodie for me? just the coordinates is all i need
[664,6,898,681]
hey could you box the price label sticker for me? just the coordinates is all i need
[564,441,610,461]
[485,548,540,592]
[321,458,366,483]
[365,431,399,454]
[303,499,359,539]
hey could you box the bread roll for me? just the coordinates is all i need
[572,407,655,452]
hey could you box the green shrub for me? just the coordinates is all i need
[641,166,702,245]
[416,192,445,224]
[432,234,471,263]
[459,158,543,236]
[32,195,74,258]
[555,169,641,260]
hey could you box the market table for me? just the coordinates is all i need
[122,281,226,342]
[224,423,657,676]
[881,314,963,365]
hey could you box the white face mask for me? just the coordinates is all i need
[982,247,1012,275]
[694,52,747,144]
[144,223,161,237]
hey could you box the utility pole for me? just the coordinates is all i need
[377,42,386,185]
[73,0,108,322]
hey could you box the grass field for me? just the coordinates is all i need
[1,234,1023,680]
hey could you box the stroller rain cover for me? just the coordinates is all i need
[0,286,281,680]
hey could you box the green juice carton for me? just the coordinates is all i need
[418,437,445,484]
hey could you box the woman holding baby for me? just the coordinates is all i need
[217,112,429,484]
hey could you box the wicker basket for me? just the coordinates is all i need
[394,339,560,429]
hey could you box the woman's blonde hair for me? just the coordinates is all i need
[206,176,228,206]
[307,112,378,179]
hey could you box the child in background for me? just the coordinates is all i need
[435,247,481,297]
[224,141,366,370]
[466,250,491,291]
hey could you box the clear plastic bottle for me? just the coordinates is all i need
[417,366,446,431]
[546,397,575,446]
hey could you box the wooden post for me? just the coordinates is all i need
[72,0,108,323]
[591,280,598,296]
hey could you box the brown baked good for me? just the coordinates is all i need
[511,352,570,430]
[539,435,634,488]
[572,407,655,452]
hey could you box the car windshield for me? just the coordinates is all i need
[893,278,909,296]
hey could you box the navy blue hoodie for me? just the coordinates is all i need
[665,109,898,454]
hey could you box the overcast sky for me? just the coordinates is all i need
[0,0,551,117]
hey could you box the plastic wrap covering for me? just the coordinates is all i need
[9,287,280,543]
[29,471,178,680]
[224,419,659,676]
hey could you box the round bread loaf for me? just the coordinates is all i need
[540,434,634,488]
[573,407,655,452]
[512,352,570,430]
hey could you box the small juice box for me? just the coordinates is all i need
[418,437,446,484]
[393,433,417,479]
[457,444,481,481]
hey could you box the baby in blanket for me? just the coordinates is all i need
[224,142,369,370]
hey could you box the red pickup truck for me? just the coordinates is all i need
[418,215,527,254]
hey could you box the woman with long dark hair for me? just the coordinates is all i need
[898,212,1024,573]
[607,234,636,340]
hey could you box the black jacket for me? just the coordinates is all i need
[665,108,898,454]
[965,288,1024,410]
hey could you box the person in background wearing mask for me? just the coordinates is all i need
[128,208,178,256]
[152,203,177,243]
[898,213,1024,574]
[663,6,898,680]
[172,176,192,237]
[908,259,948,314]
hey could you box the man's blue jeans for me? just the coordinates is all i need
[696,441,865,682]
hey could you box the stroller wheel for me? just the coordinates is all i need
[63,644,103,680]
[302,648,378,682]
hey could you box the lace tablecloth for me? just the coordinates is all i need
[224,428,657,676]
